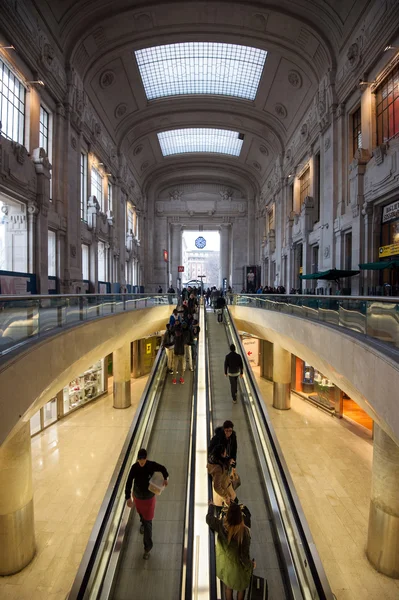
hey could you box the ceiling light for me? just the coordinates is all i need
[157,128,244,157]
[27,80,45,86]
[135,42,267,101]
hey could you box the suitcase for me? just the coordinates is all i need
[248,574,268,600]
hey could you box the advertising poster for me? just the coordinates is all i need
[242,337,259,366]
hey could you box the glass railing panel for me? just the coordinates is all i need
[66,296,84,325]
[38,296,66,334]
[86,295,100,319]
[0,298,39,351]
[317,297,340,326]
[366,301,399,347]
[339,299,367,334]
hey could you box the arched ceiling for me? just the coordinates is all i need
[33,0,372,188]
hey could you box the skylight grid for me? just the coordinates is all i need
[135,42,267,100]
[157,128,243,157]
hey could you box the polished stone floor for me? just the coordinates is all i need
[0,376,148,600]
[253,368,399,600]
[1,368,398,599]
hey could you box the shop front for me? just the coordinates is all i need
[30,359,107,436]
[377,199,399,295]
[291,356,373,432]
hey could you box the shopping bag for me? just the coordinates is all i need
[148,471,166,495]
[248,574,268,600]
[230,470,241,491]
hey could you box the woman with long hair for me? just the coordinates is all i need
[207,444,236,505]
[206,501,254,600]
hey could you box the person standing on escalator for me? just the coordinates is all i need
[125,448,169,560]
[224,344,244,404]
[216,294,226,323]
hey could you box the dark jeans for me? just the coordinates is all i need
[217,308,224,322]
[140,514,153,551]
[228,375,239,400]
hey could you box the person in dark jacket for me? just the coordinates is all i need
[224,344,244,403]
[125,448,169,559]
[216,294,226,323]
[162,323,174,374]
[209,420,238,466]
[182,321,194,371]
[173,323,185,384]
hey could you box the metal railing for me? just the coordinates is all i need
[0,294,178,356]
[233,294,399,352]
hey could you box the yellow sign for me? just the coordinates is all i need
[299,266,303,274]
[379,243,399,258]
[146,343,152,355]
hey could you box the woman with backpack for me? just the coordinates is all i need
[206,501,255,600]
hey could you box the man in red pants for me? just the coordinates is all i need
[125,448,169,559]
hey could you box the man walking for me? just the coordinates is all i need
[125,448,169,559]
[172,322,185,384]
[224,343,244,404]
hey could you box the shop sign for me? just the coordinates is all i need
[146,343,152,354]
[178,265,184,272]
[299,266,303,274]
[382,200,399,223]
[379,243,399,258]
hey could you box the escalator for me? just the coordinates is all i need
[204,306,334,600]
[68,342,197,600]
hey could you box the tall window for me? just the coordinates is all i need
[48,230,56,276]
[376,64,399,145]
[91,166,104,211]
[312,245,319,274]
[0,57,25,144]
[127,201,134,234]
[80,153,88,221]
[107,182,113,213]
[39,106,49,155]
[352,107,362,156]
[98,241,107,281]
[345,232,352,270]
[82,243,89,280]
[299,168,310,205]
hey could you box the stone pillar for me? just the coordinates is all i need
[366,425,399,578]
[132,340,140,378]
[219,223,230,287]
[0,423,35,575]
[112,343,131,409]
[273,343,291,410]
[170,223,182,289]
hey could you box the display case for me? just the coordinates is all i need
[63,360,105,414]
[302,362,314,392]
[311,369,335,410]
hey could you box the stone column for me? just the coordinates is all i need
[0,423,35,575]
[170,223,182,289]
[366,425,399,578]
[132,340,140,378]
[219,223,230,287]
[113,342,131,409]
[273,343,291,410]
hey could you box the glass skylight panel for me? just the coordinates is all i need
[135,42,267,100]
[158,128,243,156]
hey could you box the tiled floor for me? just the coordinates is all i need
[253,368,399,600]
[0,376,148,600]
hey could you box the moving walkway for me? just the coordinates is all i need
[69,303,334,600]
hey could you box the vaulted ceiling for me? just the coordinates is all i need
[33,0,372,192]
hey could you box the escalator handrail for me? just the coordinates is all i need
[204,305,218,600]
[226,307,334,600]
[68,345,166,600]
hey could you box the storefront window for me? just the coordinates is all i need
[43,397,57,427]
[63,360,105,414]
[30,411,41,435]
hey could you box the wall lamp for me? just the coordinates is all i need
[0,45,15,50]
[106,173,112,177]
[359,79,375,86]
[384,45,399,52]
[321,223,329,229]
[27,80,45,86]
